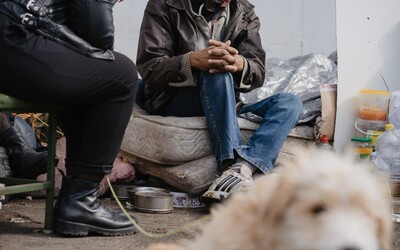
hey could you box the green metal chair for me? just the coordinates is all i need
[0,93,62,234]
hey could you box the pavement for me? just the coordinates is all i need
[2,196,400,250]
[0,197,209,250]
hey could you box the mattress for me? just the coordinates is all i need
[121,105,315,166]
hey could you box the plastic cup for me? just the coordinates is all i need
[358,89,390,121]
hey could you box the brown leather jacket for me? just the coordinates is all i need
[137,0,266,114]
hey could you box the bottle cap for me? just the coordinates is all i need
[385,124,394,131]
[320,134,329,143]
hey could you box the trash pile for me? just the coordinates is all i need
[349,89,400,222]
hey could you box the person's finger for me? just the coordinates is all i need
[224,40,231,46]
[208,59,228,67]
[208,47,230,57]
[224,65,238,72]
[225,45,238,55]
[209,40,238,55]
[209,68,223,74]
[208,39,224,47]
[209,65,237,74]
[208,51,236,66]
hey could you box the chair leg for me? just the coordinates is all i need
[43,112,57,234]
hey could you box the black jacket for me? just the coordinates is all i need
[137,0,266,114]
[0,0,116,60]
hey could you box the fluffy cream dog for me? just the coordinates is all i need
[149,146,393,250]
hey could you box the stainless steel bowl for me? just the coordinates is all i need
[127,186,169,194]
[111,184,136,200]
[127,186,169,204]
[133,191,173,214]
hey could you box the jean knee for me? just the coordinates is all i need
[201,72,234,93]
[276,93,303,117]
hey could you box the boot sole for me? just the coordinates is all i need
[55,218,138,237]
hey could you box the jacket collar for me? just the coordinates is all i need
[165,0,188,10]
[166,0,241,12]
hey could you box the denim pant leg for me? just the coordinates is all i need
[237,93,303,173]
[198,72,243,167]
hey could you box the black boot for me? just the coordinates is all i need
[54,176,138,236]
[1,126,48,179]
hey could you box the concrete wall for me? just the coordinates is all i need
[259,0,336,59]
[335,0,400,150]
[113,0,337,62]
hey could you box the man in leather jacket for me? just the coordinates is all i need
[137,0,303,204]
[0,0,139,236]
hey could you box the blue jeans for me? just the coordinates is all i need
[148,72,303,173]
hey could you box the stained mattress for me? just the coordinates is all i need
[121,105,315,166]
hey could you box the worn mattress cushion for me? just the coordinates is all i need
[121,105,315,166]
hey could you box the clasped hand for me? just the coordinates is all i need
[190,39,244,74]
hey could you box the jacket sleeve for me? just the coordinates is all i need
[136,0,189,92]
[231,5,266,93]
[67,0,117,50]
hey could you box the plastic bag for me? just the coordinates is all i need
[240,53,337,124]
[14,116,38,150]
[389,90,400,130]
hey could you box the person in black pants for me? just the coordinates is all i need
[0,0,138,236]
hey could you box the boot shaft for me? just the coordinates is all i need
[54,176,137,236]
[1,126,36,154]
[1,126,48,179]
[55,177,101,216]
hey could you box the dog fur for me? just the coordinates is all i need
[149,146,393,250]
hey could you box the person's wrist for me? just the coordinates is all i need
[235,54,244,72]
[189,51,196,68]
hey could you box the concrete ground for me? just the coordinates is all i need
[2,197,400,250]
[0,197,208,250]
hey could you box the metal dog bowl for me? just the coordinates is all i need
[127,186,169,194]
[111,184,136,200]
[127,186,169,204]
[133,191,173,214]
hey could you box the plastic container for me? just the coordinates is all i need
[351,137,373,161]
[358,89,390,121]
[391,142,400,183]
[389,90,400,130]
[354,118,386,145]
[318,134,335,152]
[375,124,400,173]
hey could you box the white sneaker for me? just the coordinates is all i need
[200,167,254,205]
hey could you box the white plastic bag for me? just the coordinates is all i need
[389,90,400,130]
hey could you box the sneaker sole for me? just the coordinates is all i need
[200,190,229,206]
